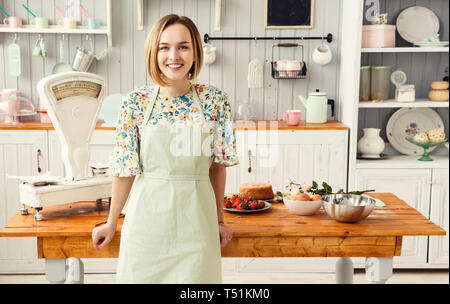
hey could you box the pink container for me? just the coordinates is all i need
[362,25,396,48]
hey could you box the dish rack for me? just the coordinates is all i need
[271,43,307,79]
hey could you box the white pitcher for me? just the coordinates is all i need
[357,128,385,158]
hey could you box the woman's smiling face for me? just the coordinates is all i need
[157,23,194,83]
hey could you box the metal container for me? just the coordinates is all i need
[322,194,376,223]
[72,47,95,72]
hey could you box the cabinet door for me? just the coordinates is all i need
[0,130,48,273]
[429,169,449,267]
[355,168,431,267]
[244,130,348,193]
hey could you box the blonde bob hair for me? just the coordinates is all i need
[145,14,203,87]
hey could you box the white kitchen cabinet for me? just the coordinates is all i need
[356,168,449,269]
[0,130,48,273]
[429,169,449,267]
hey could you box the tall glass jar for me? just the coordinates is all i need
[371,66,392,101]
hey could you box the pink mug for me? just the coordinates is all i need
[283,110,301,126]
[3,16,23,28]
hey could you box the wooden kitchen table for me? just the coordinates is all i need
[0,193,445,284]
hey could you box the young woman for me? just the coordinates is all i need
[91,14,238,284]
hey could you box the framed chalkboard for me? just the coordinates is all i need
[265,0,314,29]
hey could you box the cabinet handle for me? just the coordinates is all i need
[248,149,252,173]
[37,149,42,173]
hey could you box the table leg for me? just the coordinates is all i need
[335,257,354,284]
[45,259,66,284]
[65,258,84,284]
[365,257,393,284]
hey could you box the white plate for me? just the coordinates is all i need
[224,201,272,213]
[396,6,440,44]
[386,108,444,155]
[414,41,449,47]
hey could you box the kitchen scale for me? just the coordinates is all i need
[15,72,112,221]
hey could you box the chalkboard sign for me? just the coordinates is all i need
[265,0,314,29]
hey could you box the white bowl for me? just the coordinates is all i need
[283,196,322,216]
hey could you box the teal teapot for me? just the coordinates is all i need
[299,89,330,124]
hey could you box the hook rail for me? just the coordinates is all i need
[204,33,333,44]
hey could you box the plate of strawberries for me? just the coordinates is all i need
[223,194,272,213]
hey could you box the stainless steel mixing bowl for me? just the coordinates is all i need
[322,194,376,223]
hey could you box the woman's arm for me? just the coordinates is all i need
[107,176,136,225]
[209,162,233,247]
[209,162,226,222]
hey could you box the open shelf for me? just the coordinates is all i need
[356,155,449,169]
[359,99,449,108]
[361,47,449,53]
[0,25,108,35]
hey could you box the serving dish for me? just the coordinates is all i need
[283,196,322,216]
[322,194,376,223]
[224,201,272,213]
[405,136,448,161]
[386,108,444,155]
[396,6,439,44]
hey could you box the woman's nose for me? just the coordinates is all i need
[168,47,180,60]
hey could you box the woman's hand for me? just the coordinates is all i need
[219,223,233,247]
[92,222,117,251]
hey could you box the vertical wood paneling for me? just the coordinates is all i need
[0,0,343,122]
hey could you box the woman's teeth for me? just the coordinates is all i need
[168,64,183,68]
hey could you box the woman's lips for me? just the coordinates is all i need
[166,64,184,72]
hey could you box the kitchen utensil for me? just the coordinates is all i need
[52,37,72,74]
[357,128,385,158]
[98,94,125,126]
[0,7,10,17]
[405,136,448,161]
[371,66,391,101]
[72,47,95,72]
[203,44,216,65]
[21,4,37,18]
[3,16,22,28]
[78,4,90,18]
[396,6,439,44]
[359,66,371,101]
[236,100,254,121]
[357,153,389,160]
[386,107,444,155]
[248,57,263,88]
[271,43,307,79]
[54,5,65,19]
[283,110,301,126]
[298,89,328,123]
[283,196,322,216]
[322,194,376,223]
[224,201,271,213]
[312,44,333,66]
[31,17,49,29]
[414,41,449,47]
[8,39,21,77]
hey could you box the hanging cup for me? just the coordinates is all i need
[312,44,333,66]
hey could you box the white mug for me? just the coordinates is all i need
[203,44,216,65]
[58,18,77,29]
[312,44,333,66]
[31,17,49,29]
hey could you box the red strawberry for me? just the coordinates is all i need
[258,201,266,209]
[230,194,238,203]
[250,202,259,210]
[224,200,233,208]
[232,197,242,208]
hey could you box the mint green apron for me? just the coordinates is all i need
[116,86,222,284]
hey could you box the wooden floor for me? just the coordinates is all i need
[0,269,448,284]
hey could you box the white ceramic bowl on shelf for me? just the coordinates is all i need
[283,196,322,216]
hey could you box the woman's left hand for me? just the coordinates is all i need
[219,223,233,247]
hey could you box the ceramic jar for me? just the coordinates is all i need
[357,128,385,158]
[312,44,333,66]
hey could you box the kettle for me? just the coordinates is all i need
[299,89,332,124]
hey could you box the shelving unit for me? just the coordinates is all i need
[358,99,449,108]
[362,47,449,53]
[339,0,449,269]
[0,0,112,46]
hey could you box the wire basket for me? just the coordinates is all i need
[271,43,307,79]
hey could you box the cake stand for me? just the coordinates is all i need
[405,136,448,161]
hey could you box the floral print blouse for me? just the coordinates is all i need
[111,84,239,177]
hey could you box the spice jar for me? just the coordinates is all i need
[395,85,415,102]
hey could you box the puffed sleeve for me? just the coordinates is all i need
[212,89,239,167]
[111,92,142,177]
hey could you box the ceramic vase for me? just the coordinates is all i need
[357,128,385,158]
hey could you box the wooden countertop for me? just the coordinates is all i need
[0,193,444,238]
[0,193,444,258]
[0,120,349,131]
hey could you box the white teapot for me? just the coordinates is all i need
[203,44,216,65]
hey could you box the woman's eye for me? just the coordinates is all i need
[179,46,188,50]
[159,46,168,51]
